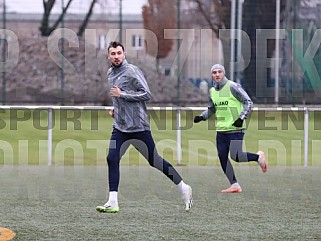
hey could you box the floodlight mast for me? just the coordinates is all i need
[275,0,281,104]
[119,0,123,43]
[2,0,7,105]
[60,0,65,105]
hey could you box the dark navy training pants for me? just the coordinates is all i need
[107,128,183,191]
[216,131,259,185]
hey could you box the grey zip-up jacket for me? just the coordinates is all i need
[107,59,151,132]
[201,77,253,121]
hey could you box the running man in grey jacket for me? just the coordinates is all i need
[96,41,192,213]
[193,64,268,193]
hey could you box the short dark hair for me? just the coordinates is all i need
[107,41,125,52]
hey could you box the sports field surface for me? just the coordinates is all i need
[1,109,321,166]
[1,108,321,240]
[1,165,321,240]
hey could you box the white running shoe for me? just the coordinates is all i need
[221,183,242,193]
[182,186,193,211]
[96,203,119,213]
[257,151,268,173]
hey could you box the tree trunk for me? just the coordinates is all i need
[77,0,97,37]
[50,0,73,32]
[39,0,55,36]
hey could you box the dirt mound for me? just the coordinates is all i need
[2,36,206,105]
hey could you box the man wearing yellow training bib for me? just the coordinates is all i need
[194,64,268,193]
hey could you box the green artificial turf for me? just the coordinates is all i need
[0,165,321,240]
[0,109,320,166]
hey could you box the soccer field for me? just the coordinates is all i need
[1,165,321,240]
[1,108,321,240]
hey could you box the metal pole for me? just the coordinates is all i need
[275,0,280,104]
[176,0,182,165]
[176,109,182,165]
[303,107,309,167]
[176,0,181,106]
[48,108,53,166]
[2,0,6,105]
[230,0,236,80]
[119,0,122,43]
[61,0,65,105]
[236,0,243,84]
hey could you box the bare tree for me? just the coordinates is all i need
[77,0,98,37]
[186,0,232,76]
[191,0,226,35]
[39,0,73,36]
[142,0,176,73]
[39,0,100,37]
[50,0,73,31]
[39,0,56,36]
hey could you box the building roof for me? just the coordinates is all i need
[6,12,142,23]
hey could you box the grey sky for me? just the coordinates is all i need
[5,0,146,14]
